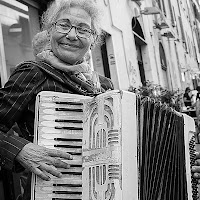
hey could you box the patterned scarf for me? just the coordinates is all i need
[36,50,102,94]
[36,50,93,81]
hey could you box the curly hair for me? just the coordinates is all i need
[32,30,51,56]
[32,0,105,55]
[42,0,103,36]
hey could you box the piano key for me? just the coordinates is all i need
[39,114,83,122]
[38,139,82,146]
[55,108,83,112]
[57,167,82,173]
[38,127,83,135]
[39,108,84,116]
[61,159,82,165]
[35,185,82,192]
[35,192,82,199]
[49,173,82,180]
[36,145,82,154]
[40,95,87,104]
[39,121,83,128]
[38,133,82,140]
[55,101,83,105]
[40,102,83,109]
[39,114,83,121]
[36,177,82,185]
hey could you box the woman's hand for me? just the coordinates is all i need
[192,152,200,181]
[15,143,73,181]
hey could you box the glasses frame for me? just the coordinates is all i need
[54,20,96,39]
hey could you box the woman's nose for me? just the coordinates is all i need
[66,27,77,40]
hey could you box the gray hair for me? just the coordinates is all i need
[32,30,51,56]
[41,0,103,36]
[32,0,105,56]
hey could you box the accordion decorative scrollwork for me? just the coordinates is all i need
[83,95,122,200]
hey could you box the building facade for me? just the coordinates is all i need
[0,0,200,199]
[0,0,200,90]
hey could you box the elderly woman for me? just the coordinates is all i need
[0,0,113,199]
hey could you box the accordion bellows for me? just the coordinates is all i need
[31,90,197,200]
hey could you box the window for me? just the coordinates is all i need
[91,33,111,78]
[168,0,175,26]
[159,43,169,89]
[157,0,166,16]
[178,16,186,43]
[0,0,40,86]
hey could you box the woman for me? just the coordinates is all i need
[183,87,193,108]
[0,0,113,199]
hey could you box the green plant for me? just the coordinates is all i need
[128,81,183,111]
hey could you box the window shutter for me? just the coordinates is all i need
[168,0,175,25]
[161,0,166,16]
[178,16,186,42]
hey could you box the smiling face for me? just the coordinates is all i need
[50,6,93,64]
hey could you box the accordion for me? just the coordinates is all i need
[31,90,197,200]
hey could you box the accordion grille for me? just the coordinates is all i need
[137,97,193,200]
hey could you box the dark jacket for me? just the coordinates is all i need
[0,60,113,172]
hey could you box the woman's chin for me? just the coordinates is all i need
[59,56,79,65]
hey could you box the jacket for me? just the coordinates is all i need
[0,60,113,172]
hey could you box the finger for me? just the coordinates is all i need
[193,172,200,179]
[39,163,62,178]
[48,149,73,160]
[48,157,71,168]
[192,166,200,173]
[195,159,200,166]
[195,151,200,159]
[30,166,50,181]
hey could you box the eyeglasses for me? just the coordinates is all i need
[54,19,96,39]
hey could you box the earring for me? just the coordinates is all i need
[90,43,95,50]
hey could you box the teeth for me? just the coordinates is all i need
[61,44,77,48]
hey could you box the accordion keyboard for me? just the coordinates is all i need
[32,93,88,200]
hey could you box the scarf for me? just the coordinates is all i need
[36,50,102,93]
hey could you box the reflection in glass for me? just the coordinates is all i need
[0,0,34,80]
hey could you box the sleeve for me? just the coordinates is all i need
[0,62,44,171]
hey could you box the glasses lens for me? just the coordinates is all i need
[55,20,95,39]
[76,27,92,38]
[56,20,71,33]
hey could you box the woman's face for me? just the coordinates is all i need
[50,6,93,64]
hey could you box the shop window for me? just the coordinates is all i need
[0,0,36,85]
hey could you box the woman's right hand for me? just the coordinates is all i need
[15,143,73,181]
[192,151,200,182]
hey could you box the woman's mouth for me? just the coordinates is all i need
[60,43,79,49]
